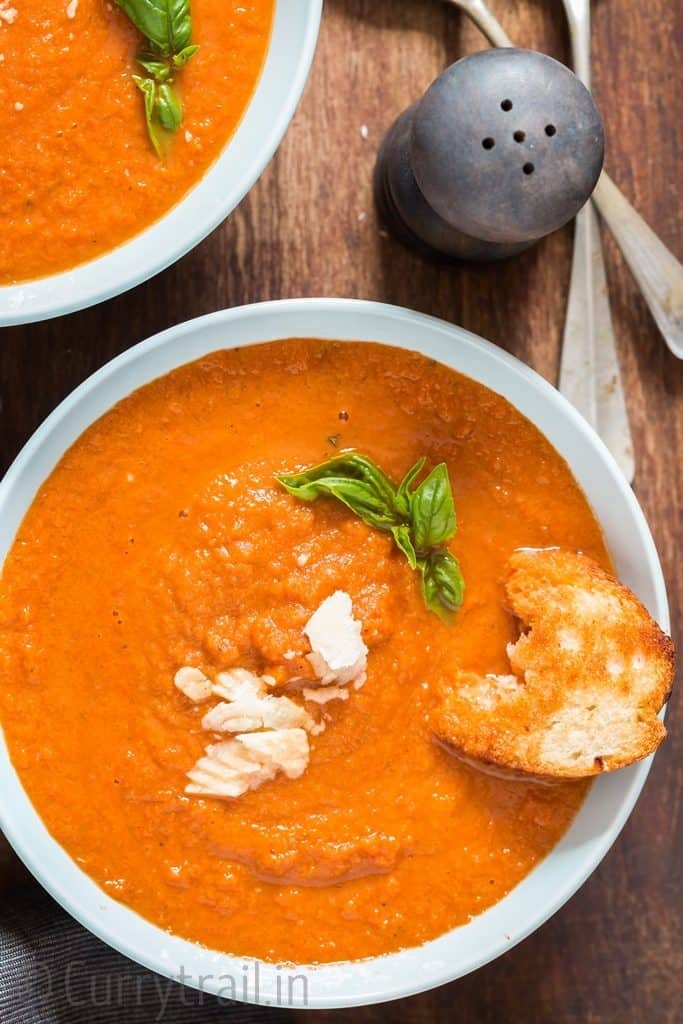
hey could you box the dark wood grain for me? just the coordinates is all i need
[1,0,681,1020]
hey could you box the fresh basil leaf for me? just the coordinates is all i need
[411,463,456,551]
[172,43,199,67]
[391,524,418,569]
[395,456,425,517]
[420,549,465,622]
[277,452,464,624]
[307,476,401,533]
[167,0,193,54]
[156,83,183,132]
[277,453,398,518]
[116,0,192,55]
[132,75,163,157]
[136,57,171,82]
[116,0,196,155]
[116,0,173,55]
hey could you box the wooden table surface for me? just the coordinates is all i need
[1,1,681,1021]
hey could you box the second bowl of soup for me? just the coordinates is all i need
[0,0,321,324]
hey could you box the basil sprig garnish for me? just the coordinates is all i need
[115,0,198,156]
[277,453,465,622]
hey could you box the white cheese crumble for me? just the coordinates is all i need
[174,666,212,703]
[201,684,312,733]
[238,729,309,778]
[66,0,78,18]
[303,590,367,686]
[180,592,368,800]
[210,667,268,700]
[0,2,18,25]
[186,729,309,799]
[303,685,350,705]
[14,101,24,111]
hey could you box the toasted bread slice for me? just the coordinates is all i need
[432,548,675,780]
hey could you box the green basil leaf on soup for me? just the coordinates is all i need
[391,524,418,569]
[420,549,465,622]
[411,463,456,551]
[394,456,426,518]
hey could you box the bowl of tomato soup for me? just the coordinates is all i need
[0,1,321,325]
[0,300,670,1007]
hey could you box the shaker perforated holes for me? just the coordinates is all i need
[523,162,535,175]
[501,99,513,111]
[482,137,495,150]
[513,130,526,143]
[545,124,557,137]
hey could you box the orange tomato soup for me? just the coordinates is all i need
[0,0,274,283]
[0,340,608,963]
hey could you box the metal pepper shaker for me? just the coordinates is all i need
[374,48,605,261]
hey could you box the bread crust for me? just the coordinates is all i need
[431,548,675,780]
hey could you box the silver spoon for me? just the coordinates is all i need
[445,0,683,362]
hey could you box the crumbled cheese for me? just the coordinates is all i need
[174,666,212,703]
[203,670,314,733]
[296,551,309,567]
[186,741,272,799]
[14,101,24,112]
[360,124,369,140]
[238,729,309,779]
[0,2,18,25]
[202,693,311,734]
[184,130,193,143]
[66,0,78,17]
[304,590,367,686]
[179,592,368,801]
[211,667,265,701]
[303,685,350,705]
[185,729,309,799]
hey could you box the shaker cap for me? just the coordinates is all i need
[411,49,604,244]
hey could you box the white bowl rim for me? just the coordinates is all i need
[0,1,322,326]
[0,298,670,1009]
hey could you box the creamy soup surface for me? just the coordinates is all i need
[0,340,609,963]
[0,0,274,283]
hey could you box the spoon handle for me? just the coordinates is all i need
[559,0,634,479]
[592,172,683,359]
[446,0,513,47]
[559,202,634,478]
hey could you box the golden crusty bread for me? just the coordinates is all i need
[431,548,675,780]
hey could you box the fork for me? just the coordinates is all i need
[444,0,634,480]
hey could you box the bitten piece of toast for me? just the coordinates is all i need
[432,548,675,780]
